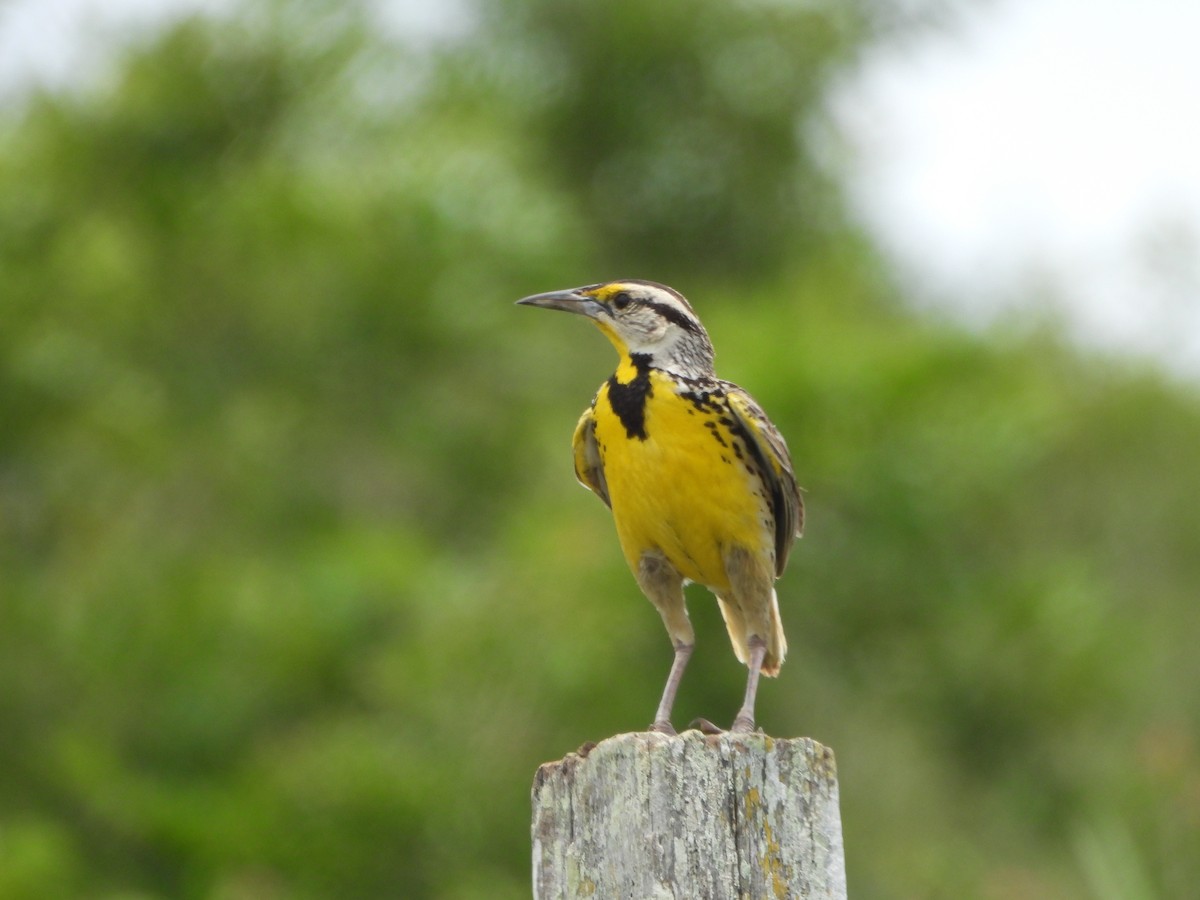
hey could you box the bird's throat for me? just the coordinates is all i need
[605,353,653,441]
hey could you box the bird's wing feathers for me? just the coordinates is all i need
[722,385,804,575]
[572,403,611,508]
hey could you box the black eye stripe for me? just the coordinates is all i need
[605,287,705,335]
[641,299,704,335]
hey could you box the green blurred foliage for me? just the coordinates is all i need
[1,2,1198,898]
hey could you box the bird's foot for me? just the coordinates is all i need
[730,713,756,734]
[648,720,678,736]
[690,716,758,735]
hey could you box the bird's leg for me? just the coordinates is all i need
[637,551,692,736]
[730,634,767,733]
[650,640,693,735]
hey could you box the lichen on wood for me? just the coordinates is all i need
[532,730,846,900]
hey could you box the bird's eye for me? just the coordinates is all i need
[612,292,632,310]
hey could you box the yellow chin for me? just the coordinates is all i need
[592,318,630,357]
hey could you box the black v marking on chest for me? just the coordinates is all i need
[605,353,653,440]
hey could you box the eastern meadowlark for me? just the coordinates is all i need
[518,280,803,734]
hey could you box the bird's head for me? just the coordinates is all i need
[516,280,715,377]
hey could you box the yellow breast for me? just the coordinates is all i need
[594,367,773,592]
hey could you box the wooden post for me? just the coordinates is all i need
[531,730,846,899]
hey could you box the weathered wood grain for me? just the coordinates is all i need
[532,730,845,899]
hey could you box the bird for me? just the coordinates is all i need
[517,280,803,734]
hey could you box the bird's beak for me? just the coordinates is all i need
[515,288,607,320]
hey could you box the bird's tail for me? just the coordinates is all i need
[716,587,787,677]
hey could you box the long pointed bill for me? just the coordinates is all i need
[515,288,608,320]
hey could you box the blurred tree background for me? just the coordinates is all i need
[2,0,1197,897]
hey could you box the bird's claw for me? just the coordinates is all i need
[730,714,756,734]
[689,716,760,735]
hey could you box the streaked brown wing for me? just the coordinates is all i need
[723,385,803,575]
[571,403,611,508]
